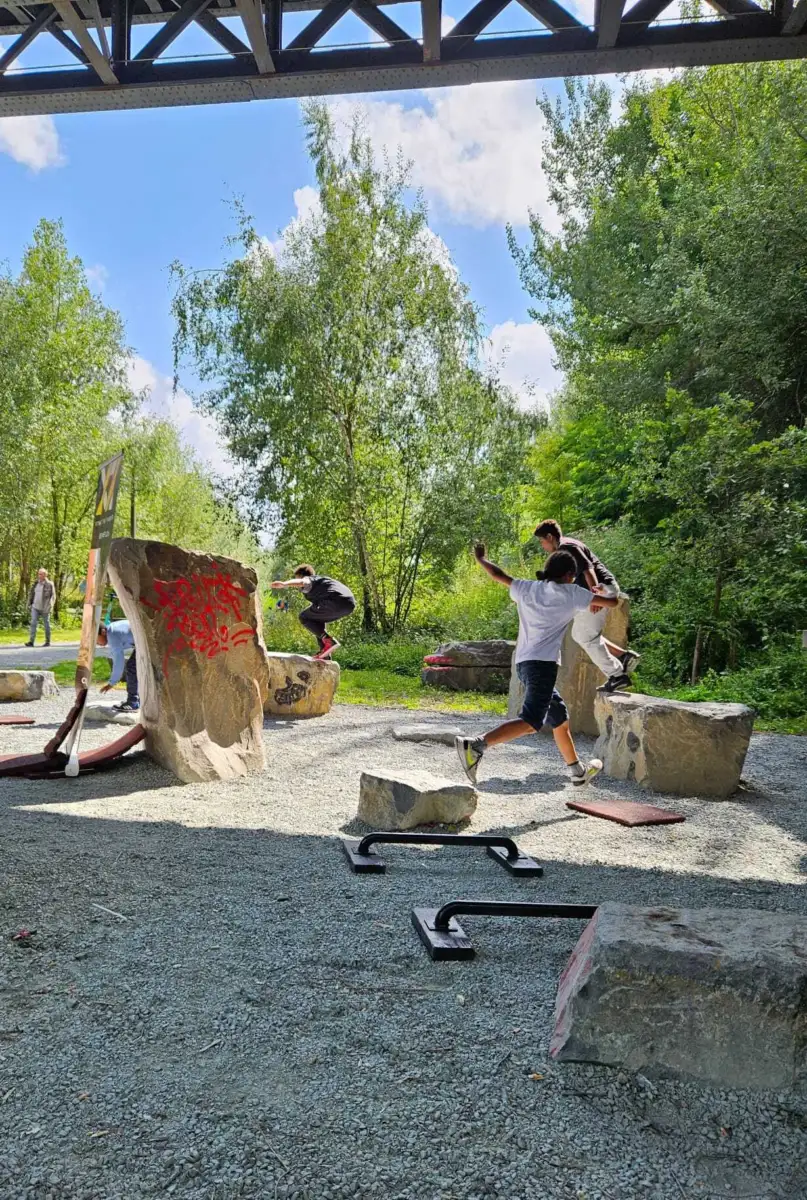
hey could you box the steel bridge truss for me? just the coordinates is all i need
[1,0,806,116]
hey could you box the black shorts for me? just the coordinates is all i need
[516,660,569,732]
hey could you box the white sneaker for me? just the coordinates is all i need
[455,736,485,784]
[571,758,603,787]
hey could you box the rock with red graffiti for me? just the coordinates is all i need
[108,538,267,782]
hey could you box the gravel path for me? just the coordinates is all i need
[0,644,80,670]
[1,693,806,1200]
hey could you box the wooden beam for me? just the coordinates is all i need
[596,0,624,45]
[52,0,118,80]
[421,0,441,59]
[235,0,275,70]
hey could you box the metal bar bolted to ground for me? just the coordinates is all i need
[412,899,598,960]
[1,0,806,117]
[342,831,543,875]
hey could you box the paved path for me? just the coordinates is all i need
[0,641,80,670]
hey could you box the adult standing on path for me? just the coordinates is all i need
[25,568,55,648]
[534,520,639,694]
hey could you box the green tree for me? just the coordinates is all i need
[173,102,537,632]
[509,64,807,685]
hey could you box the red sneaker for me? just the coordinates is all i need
[314,636,340,660]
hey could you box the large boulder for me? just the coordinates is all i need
[422,640,515,694]
[594,691,754,798]
[357,769,477,830]
[551,903,807,1091]
[261,652,339,718]
[508,598,630,735]
[107,538,267,783]
[0,670,59,703]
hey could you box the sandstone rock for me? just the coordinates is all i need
[421,665,510,693]
[83,701,139,727]
[108,538,267,784]
[357,769,477,830]
[551,902,807,1090]
[508,598,630,735]
[392,724,464,745]
[594,691,753,798]
[0,670,59,702]
[428,640,515,668]
[261,652,340,718]
[422,640,514,694]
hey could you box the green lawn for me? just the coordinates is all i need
[337,667,508,714]
[0,628,80,645]
[15,655,804,732]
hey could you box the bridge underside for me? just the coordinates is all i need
[0,0,805,116]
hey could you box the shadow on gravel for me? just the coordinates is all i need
[2,799,807,1198]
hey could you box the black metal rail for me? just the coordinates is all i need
[412,899,597,960]
[342,832,543,876]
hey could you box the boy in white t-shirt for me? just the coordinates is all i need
[455,544,619,786]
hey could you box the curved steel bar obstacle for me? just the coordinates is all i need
[412,900,598,961]
[342,832,542,877]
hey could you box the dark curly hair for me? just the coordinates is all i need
[535,549,577,583]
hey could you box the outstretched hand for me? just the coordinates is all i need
[474,543,486,561]
[270,581,283,589]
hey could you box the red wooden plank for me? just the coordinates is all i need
[43,687,87,758]
[78,725,145,766]
[566,798,685,827]
[0,716,35,725]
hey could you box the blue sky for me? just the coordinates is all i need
[1,0,638,466]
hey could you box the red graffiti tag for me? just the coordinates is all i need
[144,570,254,676]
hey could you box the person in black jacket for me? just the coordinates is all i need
[270,565,356,660]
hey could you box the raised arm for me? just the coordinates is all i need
[270,579,308,590]
[589,593,619,610]
[474,543,513,588]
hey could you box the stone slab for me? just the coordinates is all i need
[508,598,631,735]
[427,640,516,668]
[84,702,139,727]
[392,724,464,746]
[421,665,510,693]
[358,768,477,831]
[594,692,754,798]
[566,798,685,826]
[0,670,59,703]
[551,903,807,1090]
[261,652,340,718]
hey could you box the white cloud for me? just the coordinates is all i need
[0,114,64,171]
[328,82,552,230]
[482,320,561,411]
[86,263,109,292]
[127,355,233,477]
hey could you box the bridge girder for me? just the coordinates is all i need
[0,0,805,117]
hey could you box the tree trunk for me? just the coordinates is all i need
[690,627,704,685]
[130,469,136,538]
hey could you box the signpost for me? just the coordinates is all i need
[66,452,124,776]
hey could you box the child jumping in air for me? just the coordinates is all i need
[456,544,619,786]
[270,565,356,660]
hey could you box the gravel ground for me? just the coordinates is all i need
[1,691,806,1200]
